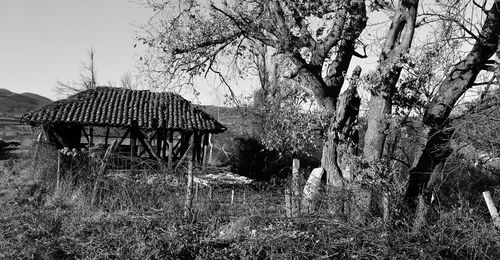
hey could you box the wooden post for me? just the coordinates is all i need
[483,191,500,228]
[130,127,137,169]
[285,188,292,218]
[195,182,199,202]
[168,131,173,169]
[202,133,209,168]
[89,126,94,147]
[104,126,110,147]
[382,192,390,223]
[156,129,163,158]
[192,132,198,165]
[32,132,43,167]
[184,160,194,218]
[91,140,118,206]
[292,158,301,217]
[208,133,213,165]
[56,152,61,191]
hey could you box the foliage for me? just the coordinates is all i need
[251,88,323,158]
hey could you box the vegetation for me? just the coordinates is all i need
[1,0,500,258]
[1,146,499,259]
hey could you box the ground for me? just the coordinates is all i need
[1,153,499,259]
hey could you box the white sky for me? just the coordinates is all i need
[0,0,492,107]
[0,0,151,101]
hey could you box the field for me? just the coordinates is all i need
[1,144,499,259]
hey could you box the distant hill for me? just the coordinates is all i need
[0,89,52,117]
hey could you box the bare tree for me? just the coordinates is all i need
[56,48,98,96]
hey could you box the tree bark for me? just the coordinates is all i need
[406,2,500,208]
[321,66,362,215]
[364,0,419,163]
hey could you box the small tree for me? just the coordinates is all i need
[56,48,98,96]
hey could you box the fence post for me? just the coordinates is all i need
[285,188,292,217]
[482,191,500,228]
[291,158,301,217]
[184,160,194,218]
[56,152,61,191]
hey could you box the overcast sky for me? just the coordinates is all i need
[0,0,151,101]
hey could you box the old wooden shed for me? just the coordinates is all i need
[21,86,226,168]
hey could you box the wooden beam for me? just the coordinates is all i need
[156,129,163,158]
[53,130,69,148]
[81,127,90,143]
[162,130,167,160]
[130,127,136,158]
[117,128,130,146]
[104,126,110,147]
[89,126,94,147]
[168,130,173,169]
[202,133,209,168]
[136,129,165,166]
[192,132,198,164]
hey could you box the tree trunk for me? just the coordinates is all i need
[406,2,500,210]
[364,0,419,163]
[321,66,362,216]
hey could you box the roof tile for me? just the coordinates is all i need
[21,86,226,132]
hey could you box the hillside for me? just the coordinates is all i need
[0,89,51,117]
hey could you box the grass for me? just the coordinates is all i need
[1,149,499,259]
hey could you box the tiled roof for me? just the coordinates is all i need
[21,87,226,132]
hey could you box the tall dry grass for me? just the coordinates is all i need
[0,145,499,259]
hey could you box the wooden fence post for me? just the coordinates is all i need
[291,158,301,217]
[56,152,61,191]
[482,191,500,228]
[184,160,194,218]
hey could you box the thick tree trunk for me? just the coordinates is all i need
[406,2,500,210]
[364,0,418,162]
[321,66,362,216]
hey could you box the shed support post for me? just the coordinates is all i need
[157,129,163,158]
[130,127,136,170]
[192,132,198,165]
[89,126,94,147]
[202,133,209,168]
[168,131,173,169]
[104,126,110,147]
[162,130,167,160]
